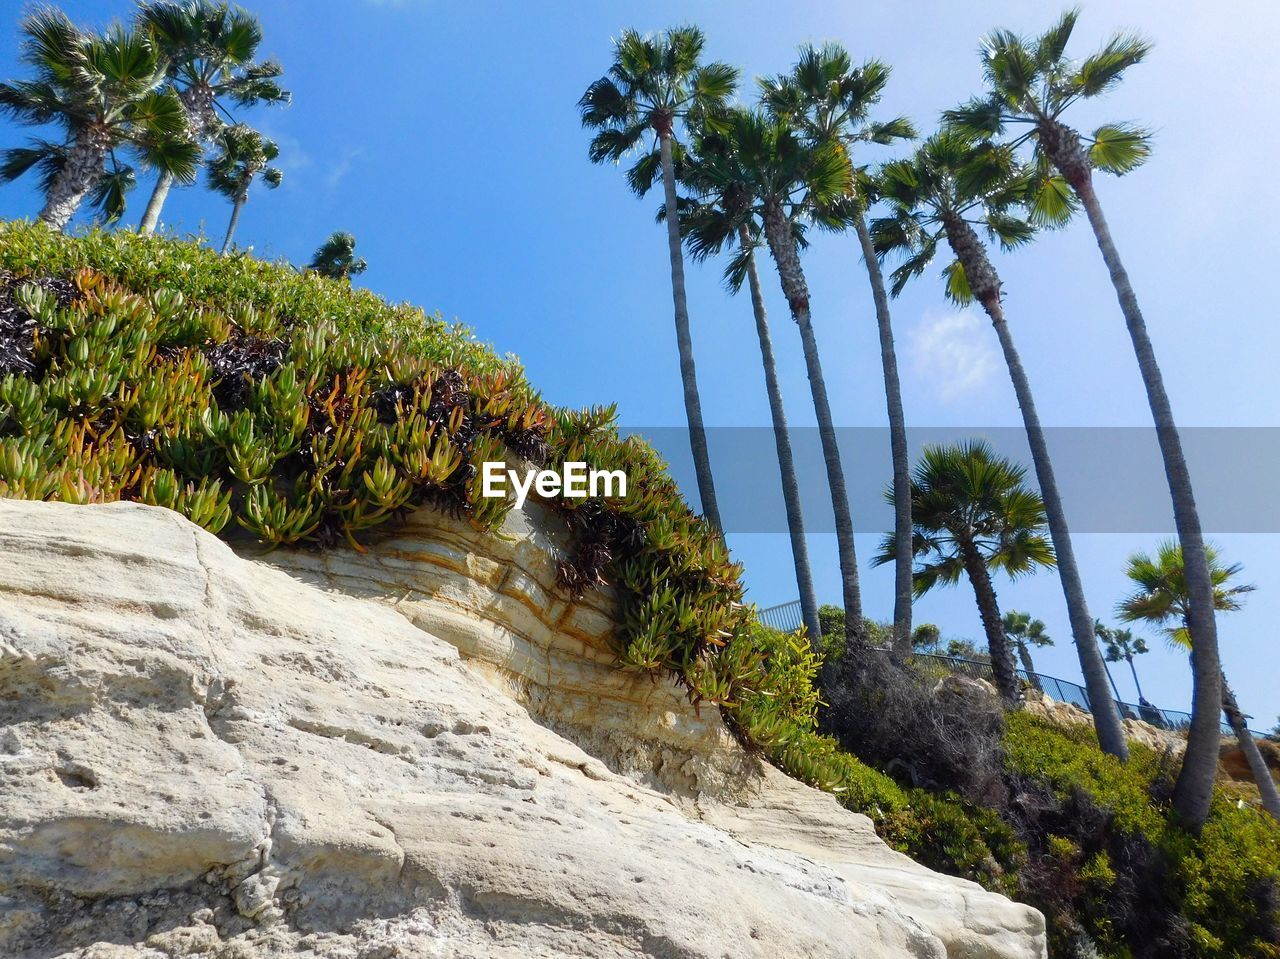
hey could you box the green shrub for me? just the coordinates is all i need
[1004,712,1280,958]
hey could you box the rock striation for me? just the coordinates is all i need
[0,499,1047,958]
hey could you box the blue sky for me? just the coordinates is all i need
[2,0,1278,727]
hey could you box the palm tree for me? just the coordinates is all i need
[874,440,1055,705]
[309,231,368,281]
[1002,610,1052,691]
[0,140,137,225]
[871,131,1129,758]
[135,0,289,235]
[677,126,821,645]
[206,123,280,253]
[685,109,866,648]
[946,9,1224,828]
[1097,623,1150,703]
[578,27,737,530]
[1119,542,1280,822]
[761,44,917,662]
[0,10,198,230]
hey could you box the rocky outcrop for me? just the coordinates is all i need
[1022,688,1187,757]
[254,503,753,800]
[0,500,1047,958]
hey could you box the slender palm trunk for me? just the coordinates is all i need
[220,194,246,254]
[1126,656,1146,702]
[739,226,821,645]
[944,214,1128,756]
[39,132,107,232]
[138,170,173,236]
[1072,170,1223,826]
[657,131,721,530]
[1222,677,1280,821]
[853,210,912,661]
[760,196,863,649]
[1016,641,1044,692]
[959,539,1022,706]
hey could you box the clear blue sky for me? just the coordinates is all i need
[2,0,1277,727]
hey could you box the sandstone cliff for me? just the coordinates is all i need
[0,499,1046,958]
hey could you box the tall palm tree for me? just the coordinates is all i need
[1097,623,1150,703]
[578,27,737,530]
[309,231,368,281]
[946,9,1223,827]
[874,440,1055,706]
[206,123,280,253]
[871,131,1129,759]
[761,44,917,662]
[1002,609,1052,691]
[677,128,821,645]
[686,109,866,648]
[0,10,198,230]
[1119,543,1280,822]
[135,0,289,235]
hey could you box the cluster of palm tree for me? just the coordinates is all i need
[580,12,1246,829]
[1,2,288,248]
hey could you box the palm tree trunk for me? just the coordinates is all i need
[739,226,821,645]
[959,539,1023,707]
[1127,656,1146,702]
[1072,171,1223,827]
[945,215,1128,757]
[1016,641,1044,692]
[220,195,246,254]
[853,210,912,662]
[760,196,864,649]
[1222,677,1280,821]
[38,133,107,232]
[658,132,721,530]
[138,170,173,236]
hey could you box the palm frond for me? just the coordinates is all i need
[1088,123,1152,175]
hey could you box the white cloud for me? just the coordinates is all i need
[907,307,1000,403]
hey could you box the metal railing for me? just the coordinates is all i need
[757,600,1246,737]
[759,600,805,634]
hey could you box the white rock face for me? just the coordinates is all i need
[0,500,1046,959]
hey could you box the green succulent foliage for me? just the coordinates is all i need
[0,222,803,736]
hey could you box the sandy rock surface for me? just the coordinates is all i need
[0,500,1045,958]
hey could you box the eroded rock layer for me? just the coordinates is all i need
[0,500,1046,958]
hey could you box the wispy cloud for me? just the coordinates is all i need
[907,307,999,403]
[323,148,364,193]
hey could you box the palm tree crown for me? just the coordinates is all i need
[870,131,1039,305]
[0,10,198,228]
[309,231,368,281]
[1118,541,1254,649]
[578,26,737,194]
[879,441,1055,596]
[207,123,280,200]
[138,0,288,138]
[942,8,1151,193]
[759,44,915,158]
[681,108,849,276]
